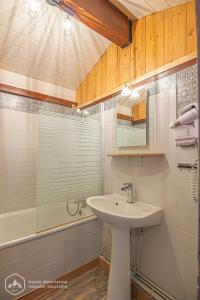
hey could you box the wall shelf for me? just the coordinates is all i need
[117,113,146,124]
[107,152,165,158]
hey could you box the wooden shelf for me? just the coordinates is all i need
[107,152,165,157]
[117,113,146,124]
[117,113,134,122]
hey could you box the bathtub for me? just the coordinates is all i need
[0,208,36,245]
[37,203,93,232]
[0,204,94,247]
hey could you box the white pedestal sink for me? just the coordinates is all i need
[86,194,162,300]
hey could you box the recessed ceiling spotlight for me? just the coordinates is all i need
[26,0,40,18]
[64,13,73,36]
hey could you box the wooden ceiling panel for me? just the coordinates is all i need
[145,0,170,11]
[114,0,189,18]
[167,0,189,6]
[116,0,155,18]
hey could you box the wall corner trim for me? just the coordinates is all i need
[0,83,77,108]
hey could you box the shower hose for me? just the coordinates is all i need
[66,201,81,216]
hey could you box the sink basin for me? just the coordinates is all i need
[86,194,162,228]
[86,194,162,300]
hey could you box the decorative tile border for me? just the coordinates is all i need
[176,64,198,115]
[104,95,120,111]
[0,92,72,115]
[0,92,101,117]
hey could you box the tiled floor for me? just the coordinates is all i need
[36,267,108,300]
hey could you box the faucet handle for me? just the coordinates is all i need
[122,182,133,187]
[121,182,134,192]
[121,182,136,203]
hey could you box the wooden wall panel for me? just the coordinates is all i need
[173,4,187,59]
[96,59,103,98]
[164,7,175,64]
[154,11,165,69]
[106,44,118,92]
[95,52,107,98]
[145,14,155,73]
[187,0,197,54]
[117,45,131,85]
[76,1,197,105]
[135,17,146,77]
[86,64,97,101]
[129,23,136,80]
[165,4,187,63]
[81,80,87,104]
[101,53,108,96]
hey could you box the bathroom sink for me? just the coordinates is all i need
[86,194,162,228]
[86,194,162,300]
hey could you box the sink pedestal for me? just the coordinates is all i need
[107,226,131,300]
[86,194,162,300]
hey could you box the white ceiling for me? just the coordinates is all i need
[0,0,110,91]
[114,0,189,19]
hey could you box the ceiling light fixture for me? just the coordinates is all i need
[64,13,73,36]
[26,0,40,18]
[131,90,140,100]
[121,85,131,97]
[83,110,89,117]
[45,0,74,37]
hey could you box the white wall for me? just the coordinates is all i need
[102,86,198,299]
[0,219,102,300]
[0,69,76,101]
[0,108,37,214]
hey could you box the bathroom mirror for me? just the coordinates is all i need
[116,88,147,147]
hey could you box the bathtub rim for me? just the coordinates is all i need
[0,215,97,250]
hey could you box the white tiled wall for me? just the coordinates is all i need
[0,96,103,300]
[0,108,37,214]
[0,219,102,300]
[102,87,198,300]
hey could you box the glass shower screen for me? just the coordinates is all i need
[36,105,102,232]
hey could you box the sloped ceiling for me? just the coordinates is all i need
[114,0,189,19]
[0,0,110,90]
[0,0,190,92]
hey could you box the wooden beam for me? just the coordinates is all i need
[60,0,132,48]
[0,83,77,108]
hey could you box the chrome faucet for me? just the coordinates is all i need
[121,182,136,203]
